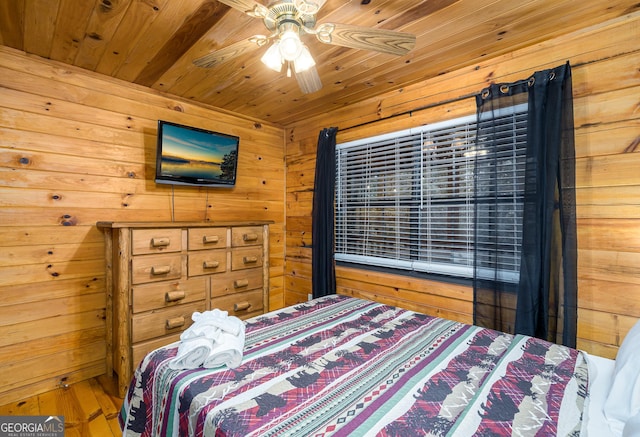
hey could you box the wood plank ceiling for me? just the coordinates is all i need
[1,0,638,126]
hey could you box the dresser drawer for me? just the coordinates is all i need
[211,268,263,298]
[188,249,227,276]
[212,289,264,317]
[132,277,207,313]
[131,301,204,343]
[131,253,182,284]
[132,228,182,255]
[231,246,263,271]
[231,226,264,247]
[188,227,228,250]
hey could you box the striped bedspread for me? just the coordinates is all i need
[120,295,589,436]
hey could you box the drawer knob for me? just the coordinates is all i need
[203,235,219,244]
[151,265,171,275]
[234,279,249,288]
[165,316,185,330]
[234,301,251,312]
[203,260,220,269]
[243,233,258,242]
[165,290,186,302]
[151,237,170,247]
[243,256,258,264]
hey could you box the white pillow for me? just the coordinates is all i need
[604,319,640,434]
[623,411,640,437]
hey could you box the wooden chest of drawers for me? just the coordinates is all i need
[97,221,271,396]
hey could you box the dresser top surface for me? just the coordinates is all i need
[97,221,273,229]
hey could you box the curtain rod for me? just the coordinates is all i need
[338,91,479,133]
[337,71,545,132]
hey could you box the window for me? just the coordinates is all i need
[335,104,527,281]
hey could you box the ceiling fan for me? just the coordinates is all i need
[193,0,416,94]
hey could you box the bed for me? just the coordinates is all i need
[119,295,638,436]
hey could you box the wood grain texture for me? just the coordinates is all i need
[23,0,58,57]
[135,0,229,86]
[0,1,24,49]
[316,23,416,55]
[0,45,285,405]
[0,375,122,437]
[94,0,167,76]
[73,0,131,71]
[2,0,638,124]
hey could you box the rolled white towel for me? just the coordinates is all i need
[192,310,244,336]
[169,336,214,370]
[203,322,246,369]
[181,322,221,342]
[180,309,228,341]
[193,309,228,322]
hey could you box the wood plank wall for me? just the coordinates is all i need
[0,46,285,405]
[284,13,640,360]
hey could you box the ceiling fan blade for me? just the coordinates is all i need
[315,23,416,56]
[216,0,268,17]
[193,37,265,68]
[295,65,322,94]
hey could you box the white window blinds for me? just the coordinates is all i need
[335,104,527,281]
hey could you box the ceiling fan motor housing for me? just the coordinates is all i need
[263,1,317,33]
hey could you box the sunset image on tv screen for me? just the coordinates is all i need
[160,123,238,182]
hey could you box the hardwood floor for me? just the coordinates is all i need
[0,375,123,436]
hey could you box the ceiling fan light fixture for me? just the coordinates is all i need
[293,44,315,73]
[261,42,283,72]
[293,0,327,15]
[278,24,303,61]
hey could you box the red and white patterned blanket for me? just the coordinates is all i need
[120,295,588,436]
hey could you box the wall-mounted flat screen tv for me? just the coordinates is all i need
[155,120,240,187]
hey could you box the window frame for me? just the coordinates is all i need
[334,104,527,283]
